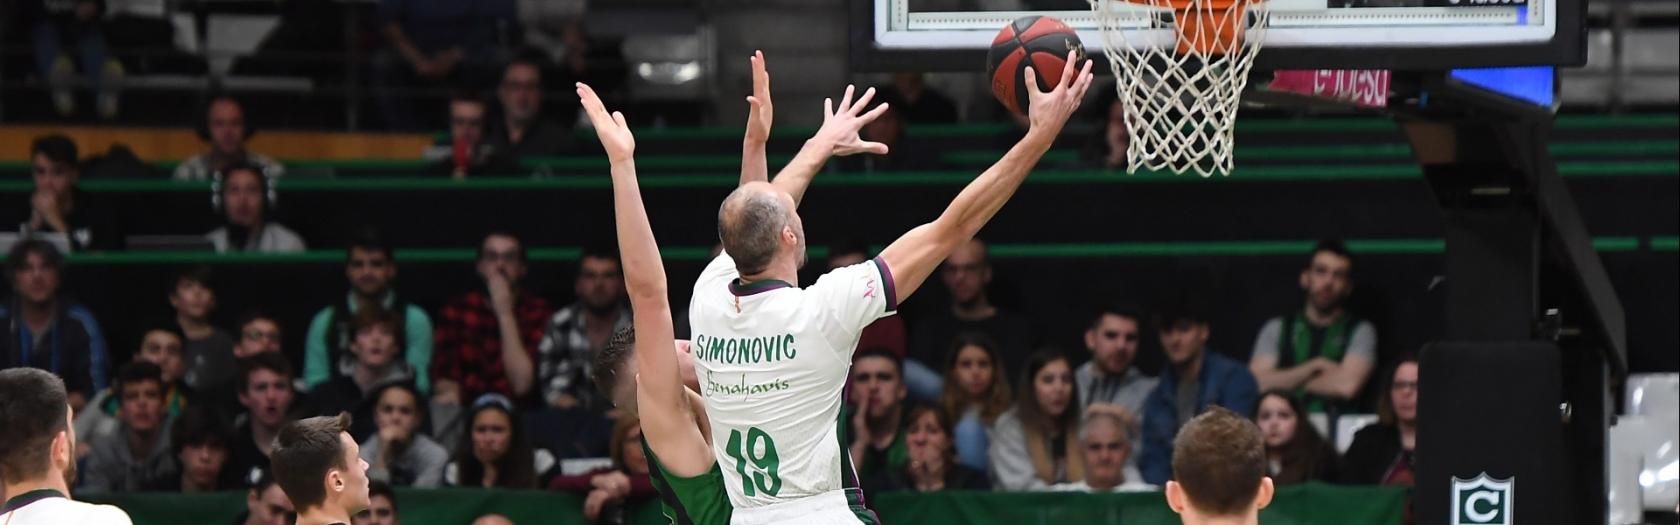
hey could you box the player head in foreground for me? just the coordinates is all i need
[1166,406,1275,525]
[272,412,371,525]
[0,367,133,524]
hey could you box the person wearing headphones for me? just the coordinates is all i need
[206,162,306,253]
[174,96,286,182]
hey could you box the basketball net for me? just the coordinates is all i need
[1091,0,1268,177]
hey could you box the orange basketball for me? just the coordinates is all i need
[987,15,1087,116]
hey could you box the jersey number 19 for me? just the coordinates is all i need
[725,427,782,497]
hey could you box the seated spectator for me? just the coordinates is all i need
[1080,94,1130,170]
[171,266,236,392]
[989,348,1083,490]
[226,353,302,485]
[360,382,448,488]
[82,361,178,492]
[937,333,1012,472]
[537,247,631,412]
[1253,391,1338,485]
[1165,407,1275,525]
[890,72,959,124]
[848,348,911,479]
[861,404,990,494]
[548,417,657,522]
[305,233,433,393]
[353,480,400,525]
[1138,300,1259,486]
[21,135,119,251]
[167,405,237,492]
[207,163,306,253]
[174,96,285,181]
[1078,306,1156,419]
[75,324,191,451]
[372,0,510,130]
[429,92,517,178]
[235,312,284,360]
[432,232,553,406]
[1,239,109,411]
[235,469,295,525]
[907,239,1035,400]
[1051,409,1153,492]
[25,0,122,117]
[485,55,573,163]
[1249,240,1376,423]
[311,307,416,439]
[1342,357,1419,486]
[834,91,941,173]
[829,242,908,359]
[445,394,553,488]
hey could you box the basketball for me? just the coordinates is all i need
[987,15,1086,116]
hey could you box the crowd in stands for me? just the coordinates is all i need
[2,226,1423,522]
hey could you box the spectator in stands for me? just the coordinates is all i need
[22,135,118,251]
[227,353,301,485]
[861,404,989,494]
[1051,410,1153,492]
[207,163,306,253]
[171,266,236,392]
[1077,305,1156,423]
[849,348,911,478]
[829,242,908,359]
[353,480,400,525]
[1253,391,1338,485]
[1081,95,1131,170]
[549,417,657,522]
[360,382,448,488]
[75,324,190,452]
[1249,240,1376,420]
[175,96,285,181]
[486,55,573,164]
[1165,407,1275,525]
[168,405,236,492]
[989,348,1083,490]
[1138,300,1260,486]
[236,470,295,525]
[82,361,178,492]
[835,91,940,173]
[430,92,516,178]
[938,333,1012,472]
[908,239,1034,399]
[1,239,108,411]
[25,0,122,118]
[310,308,416,440]
[235,312,283,359]
[373,0,511,130]
[306,233,433,393]
[890,73,959,124]
[432,232,553,406]
[1341,356,1419,486]
[446,394,551,489]
[537,247,630,411]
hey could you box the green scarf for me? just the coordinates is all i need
[1288,312,1351,413]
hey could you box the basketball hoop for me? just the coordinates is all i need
[1091,0,1268,177]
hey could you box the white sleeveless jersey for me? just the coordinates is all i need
[687,253,897,512]
[0,496,133,525]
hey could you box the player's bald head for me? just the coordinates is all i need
[718,182,798,276]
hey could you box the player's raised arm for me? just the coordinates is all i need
[741,50,773,187]
[877,51,1093,300]
[769,84,892,206]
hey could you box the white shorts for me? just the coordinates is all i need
[730,490,876,525]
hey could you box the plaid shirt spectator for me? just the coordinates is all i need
[537,302,632,410]
[431,290,552,403]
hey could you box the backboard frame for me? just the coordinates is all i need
[848,0,1587,73]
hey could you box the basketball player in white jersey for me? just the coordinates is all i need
[0,368,133,525]
[689,52,1094,524]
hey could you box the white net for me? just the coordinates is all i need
[1091,0,1268,177]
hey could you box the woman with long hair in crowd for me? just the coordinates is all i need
[937,332,1013,472]
[1252,390,1339,485]
[862,404,991,494]
[988,348,1083,490]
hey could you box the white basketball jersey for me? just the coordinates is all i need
[687,253,896,511]
[0,494,133,525]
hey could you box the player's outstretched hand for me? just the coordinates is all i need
[816,84,892,157]
[577,82,635,163]
[1024,50,1095,135]
[746,50,773,145]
